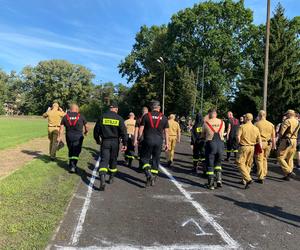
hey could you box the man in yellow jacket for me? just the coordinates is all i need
[237,113,262,189]
[43,102,65,160]
[255,110,276,183]
[277,110,300,180]
[166,114,181,168]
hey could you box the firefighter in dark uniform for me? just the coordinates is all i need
[225,111,240,161]
[58,104,88,173]
[191,113,206,175]
[138,101,169,187]
[134,106,149,170]
[201,109,225,190]
[93,103,127,191]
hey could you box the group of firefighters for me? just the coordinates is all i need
[43,101,300,191]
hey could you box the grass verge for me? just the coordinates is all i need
[0,135,98,249]
[0,117,47,150]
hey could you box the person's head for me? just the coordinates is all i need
[239,116,245,123]
[109,103,119,113]
[129,112,135,119]
[227,111,233,119]
[244,113,253,123]
[169,114,175,120]
[195,113,203,124]
[70,103,79,113]
[208,108,217,119]
[258,110,267,120]
[52,102,59,110]
[284,109,296,119]
[142,106,148,115]
[150,100,160,112]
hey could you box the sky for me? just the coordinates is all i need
[0,0,299,85]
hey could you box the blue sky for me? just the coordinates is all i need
[0,0,299,85]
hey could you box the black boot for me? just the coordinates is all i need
[193,161,198,172]
[207,176,215,190]
[145,170,153,187]
[99,174,106,191]
[151,175,157,186]
[128,159,133,168]
[216,171,222,188]
[108,174,114,184]
[69,160,76,173]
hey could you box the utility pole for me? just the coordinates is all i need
[157,57,166,114]
[192,66,199,116]
[200,59,205,115]
[263,0,271,111]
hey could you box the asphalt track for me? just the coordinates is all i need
[47,136,300,250]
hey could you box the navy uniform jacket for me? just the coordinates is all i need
[93,111,127,146]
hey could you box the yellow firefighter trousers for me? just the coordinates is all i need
[277,139,297,175]
[167,136,177,162]
[48,128,59,158]
[237,145,254,182]
[256,141,271,180]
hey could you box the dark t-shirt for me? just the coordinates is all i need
[61,112,87,141]
[228,118,240,138]
[140,111,169,140]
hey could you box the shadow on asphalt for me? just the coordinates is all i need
[216,195,300,228]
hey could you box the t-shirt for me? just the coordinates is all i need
[125,119,136,135]
[202,118,225,141]
[255,119,275,142]
[61,112,87,141]
[140,111,169,140]
[228,118,240,138]
[43,109,65,127]
[168,119,180,137]
[238,122,261,146]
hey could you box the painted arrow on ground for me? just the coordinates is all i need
[182,218,214,236]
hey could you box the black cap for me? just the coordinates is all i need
[109,102,118,108]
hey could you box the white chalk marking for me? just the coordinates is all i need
[182,218,213,236]
[160,165,239,249]
[70,157,100,245]
[55,244,237,250]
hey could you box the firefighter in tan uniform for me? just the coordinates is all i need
[43,102,65,160]
[237,113,262,189]
[166,114,181,168]
[277,110,300,180]
[202,109,225,190]
[255,110,276,183]
[124,112,136,167]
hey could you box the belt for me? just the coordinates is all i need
[48,125,60,128]
[240,144,255,147]
[169,135,177,137]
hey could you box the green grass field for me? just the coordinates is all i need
[0,134,98,249]
[0,116,47,150]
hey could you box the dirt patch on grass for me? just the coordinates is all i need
[0,137,49,180]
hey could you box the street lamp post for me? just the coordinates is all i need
[263,0,271,111]
[200,59,205,115]
[157,57,166,114]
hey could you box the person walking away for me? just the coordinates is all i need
[277,110,300,180]
[255,110,276,183]
[296,114,300,170]
[166,114,181,168]
[191,113,205,175]
[134,106,149,170]
[236,113,262,189]
[93,103,127,191]
[139,101,169,187]
[201,109,225,190]
[225,111,240,161]
[58,104,88,173]
[43,102,65,161]
[124,112,136,167]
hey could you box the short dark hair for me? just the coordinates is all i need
[208,108,217,114]
[150,100,160,110]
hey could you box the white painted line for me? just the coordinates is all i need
[159,165,239,249]
[182,218,213,236]
[55,243,237,250]
[70,157,100,245]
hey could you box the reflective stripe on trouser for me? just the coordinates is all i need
[67,136,84,167]
[140,138,162,176]
[277,139,297,175]
[205,137,224,175]
[125,137,135,160]
[255,142,271,180]
[166,137,177,162]
[99,139,119,175]
[237,145,254,182]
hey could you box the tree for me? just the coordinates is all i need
[236,4,300,122]
[119,0,254,116]
[21,60,94,114]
